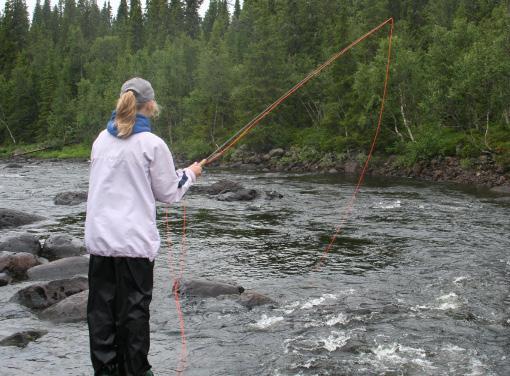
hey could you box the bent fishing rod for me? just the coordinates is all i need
[200,17,394,167]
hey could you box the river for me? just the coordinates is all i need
[0,160,509,375]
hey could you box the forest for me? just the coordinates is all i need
[0,0,509,169]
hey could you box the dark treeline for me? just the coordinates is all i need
[0,0,509,167]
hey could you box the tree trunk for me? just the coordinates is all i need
[399,87,415,142]
[392,113,404,142]
[484,111,492,151]
[1,119,16,144]
[211,101,218,145]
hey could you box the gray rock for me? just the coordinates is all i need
[0,330,48,348]
[490,185,510,195]
[493,196,510,204]
[0,252,40,280]
[27,256,89,281]
[0,234,41,255]
[268,148,285,158]
[238,291,277,309]
[4,163,23,169]
[0,272,12,286]
[14,276,89,309]
[39,290,88,323]
[174,279,244,298]
[217,189,258,202]
[41,234,86,260]
[193,179,244,195]
[0,208,45,229]
[54,191,88,205]
[344,161,360,174]
[265,191,283,200]
[0,252,10,271]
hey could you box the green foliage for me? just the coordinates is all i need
[395,124,465,167]
[0,0,509,170]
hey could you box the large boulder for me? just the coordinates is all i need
[0,234,41,255]
[27,256,89,281]
[54,191,88,205]
[0,251,40,280]
[40,234,86,260]
[0,330,48,348]
[174,279,244,298]
[39,290,88,323]
[0,208,45,229]
[14,276,89,310]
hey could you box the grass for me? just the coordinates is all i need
[0,143,91,159]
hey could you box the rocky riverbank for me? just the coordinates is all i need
[213,147,510,194]
[3,146,510,195]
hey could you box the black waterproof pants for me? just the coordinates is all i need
[87,254,154,376]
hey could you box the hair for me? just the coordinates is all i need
[115,91,160,138]
[115,91,137,138]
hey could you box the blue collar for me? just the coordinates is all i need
[106,111,152,137]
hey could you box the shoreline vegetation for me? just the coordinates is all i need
[0,1,509,191]
[1,143,509,195]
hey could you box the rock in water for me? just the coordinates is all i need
[0,272,12,286]
[0,330,48,348]
[490,185,510,195]
[0,252,40,280]
[193,179,244,195]
[27,256,89,281]
[41,234,86,260]
[217,189,258,202]
[39,290,88,323]
[4,163,23,169]
[193,180,260,201]
[14,276,89,309]
[54,191,88,205]
[238,291,277,309]
[0,208,45,229]
[0,234,41,255]
[174,279,244,298]
[265,191,283,200]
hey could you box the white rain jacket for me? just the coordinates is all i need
[85,130,195,261]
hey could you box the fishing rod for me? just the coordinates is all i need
[171,19,394,374]
[201,17,394,167]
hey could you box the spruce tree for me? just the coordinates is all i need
[168,0,185,37]
[129,0,144,51]
[184,0,202,38]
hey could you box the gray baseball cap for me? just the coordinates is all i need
[120,77,155,103]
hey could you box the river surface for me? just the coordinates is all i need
[0,160,509,375]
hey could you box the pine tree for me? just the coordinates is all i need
[145,0,167,48]
[168,0,185,37]
[129,0,144,51]
[0,0,30,73]
[184,0,202,38]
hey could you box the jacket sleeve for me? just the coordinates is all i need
[149,140,196,204]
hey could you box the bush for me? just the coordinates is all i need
[396,124,465,166]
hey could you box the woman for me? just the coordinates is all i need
[85,77,203,376]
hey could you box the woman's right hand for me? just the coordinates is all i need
[188,160,206,178]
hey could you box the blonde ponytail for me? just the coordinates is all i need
[115,91,137,138]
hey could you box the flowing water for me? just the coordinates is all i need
[0,160,509,375]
